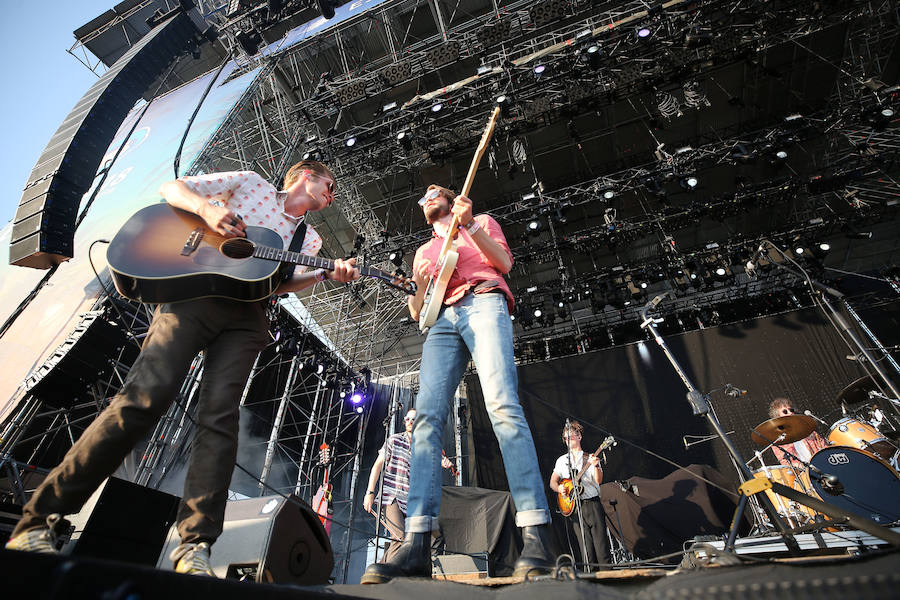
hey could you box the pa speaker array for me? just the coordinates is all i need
[10,12,199,269]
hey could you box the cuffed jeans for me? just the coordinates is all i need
[406,292,550,532]
[13,298,269,545]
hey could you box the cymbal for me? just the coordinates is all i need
[751,415,817,446]
[837,375,878,407]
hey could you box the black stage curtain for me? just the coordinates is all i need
[465,303,895,557]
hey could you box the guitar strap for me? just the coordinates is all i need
[279,219,308,282]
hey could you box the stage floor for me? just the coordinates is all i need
[3,546,899,600]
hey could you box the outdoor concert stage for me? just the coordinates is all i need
[3,545,898,600]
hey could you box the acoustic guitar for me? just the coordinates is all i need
[557,435,616,517]
[107,203,415,304]
[418,105,501,331]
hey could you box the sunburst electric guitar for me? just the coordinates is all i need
[418,106,502,331]
[557,436,616,517]
[107,203,416,304]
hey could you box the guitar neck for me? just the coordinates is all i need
[253,245,383,279]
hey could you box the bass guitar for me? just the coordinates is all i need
[312,442,333,534]
[418,105,501,331]
[557,435,616,517]
[107,203,415,304]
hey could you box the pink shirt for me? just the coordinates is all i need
[178,171,322,263]
[413,214,515,311]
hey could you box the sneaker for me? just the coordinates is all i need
[5,514,65,554]
[170,541,216,576]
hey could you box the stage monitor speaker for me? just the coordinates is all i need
[9,11,199,269]
[61,477,180,567]
[158,494,334,585]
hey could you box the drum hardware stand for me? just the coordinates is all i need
[639,293,803,556]
[564,419,591,573]
[759,240,900,421]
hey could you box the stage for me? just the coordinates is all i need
[3,546,898,600]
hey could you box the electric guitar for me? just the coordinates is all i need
[557,436,616,517]
[107,203,416,304]
[312,442,333,534]
[418,106,501,331]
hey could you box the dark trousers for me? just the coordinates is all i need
[572,497,611,569]
[14,298,269,545]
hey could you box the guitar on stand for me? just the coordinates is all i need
[557,435,616,517]
[312,442,333,535]
[418,105,502,331]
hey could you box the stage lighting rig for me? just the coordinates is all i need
[656,90,683,119]
[477,19,512,49]
[381,60,412,86]
[425,42,461,68]
[529,0,566,28]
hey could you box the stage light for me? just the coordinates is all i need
[533,64,546,75]
[818,242,831,252]
[882,108,894,118]
[637,26,652,39]
[533,307,542,318]
[640,281,648,289]
[382,101,398,112]
[681,175,699,190]
[345,136,357,147]
[389,249,404,266]
[350,392,364,404]
[356,406,364,413]
[775,150,788,160]
[715,267,727,277]
[794,245,804,255]
[603,189,615,200]
[431,102,443,113]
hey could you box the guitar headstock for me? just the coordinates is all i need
[597,435,616,454]
[319,442,331,465]
[365,267,417,295]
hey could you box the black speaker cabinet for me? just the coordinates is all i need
[61,477,180,567]
[158,494,334,585]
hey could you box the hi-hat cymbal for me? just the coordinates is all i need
[751,415,817,446]
[837,375,878,407]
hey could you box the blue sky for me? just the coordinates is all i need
[0,2,118,227]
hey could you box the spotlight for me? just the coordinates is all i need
[389,249,404,266]
[496,94,513,117]
[345,136,357,147]
[637,26,652,39]
[818,242,831,252]
[882,108,894,118]
[533,64,547,75]
[775,150,788,160]
[526,219,541,234]
[431,102,443,113]
[681,175,699,190]
[603,189,615,200]
[715,266,727,277]
[350,392,364,404]
[356,406,364,413]
[533,307,543,318]
[812,241,831,259]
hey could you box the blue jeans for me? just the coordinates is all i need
[406,292,550,532]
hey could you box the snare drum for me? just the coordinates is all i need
[828,417,898,460]
[752,465,818,525]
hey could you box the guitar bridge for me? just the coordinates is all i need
[181,228,204,256]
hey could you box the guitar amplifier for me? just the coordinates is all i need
[432,552,490,579]
[157,494,334,584]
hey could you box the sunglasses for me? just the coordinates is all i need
[418,189,442,207]
[404,417,416,422]
[304,170,336,194]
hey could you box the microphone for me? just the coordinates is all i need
[803,410,828,426]
[724,384,748,397]
[820,474,844,495]
[744,243,766,278]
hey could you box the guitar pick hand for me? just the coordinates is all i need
[201,201,246,238]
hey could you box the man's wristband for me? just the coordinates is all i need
[314,268,327,282]
[365,491,375,496]
[463,219,481,234]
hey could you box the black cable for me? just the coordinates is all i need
[174,48,234,178]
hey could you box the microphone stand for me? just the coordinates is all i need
[639,293,803,555]
[564,420,590,572]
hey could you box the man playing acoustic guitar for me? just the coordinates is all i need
[5,161,360,576]
[361,185,554,583]
[550,420,611,571]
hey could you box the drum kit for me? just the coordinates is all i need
[748,377,900,529]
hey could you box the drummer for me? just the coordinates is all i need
[768,398,828,469]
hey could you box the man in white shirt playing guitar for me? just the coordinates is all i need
[361,184,554,583]
[550,420,611,571]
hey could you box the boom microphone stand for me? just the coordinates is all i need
[639,293,803,555]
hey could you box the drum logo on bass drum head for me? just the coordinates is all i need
[827,452,850,465]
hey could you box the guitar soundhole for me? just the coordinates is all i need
[220,238,255,259]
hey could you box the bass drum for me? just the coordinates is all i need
[808,446,900,524]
